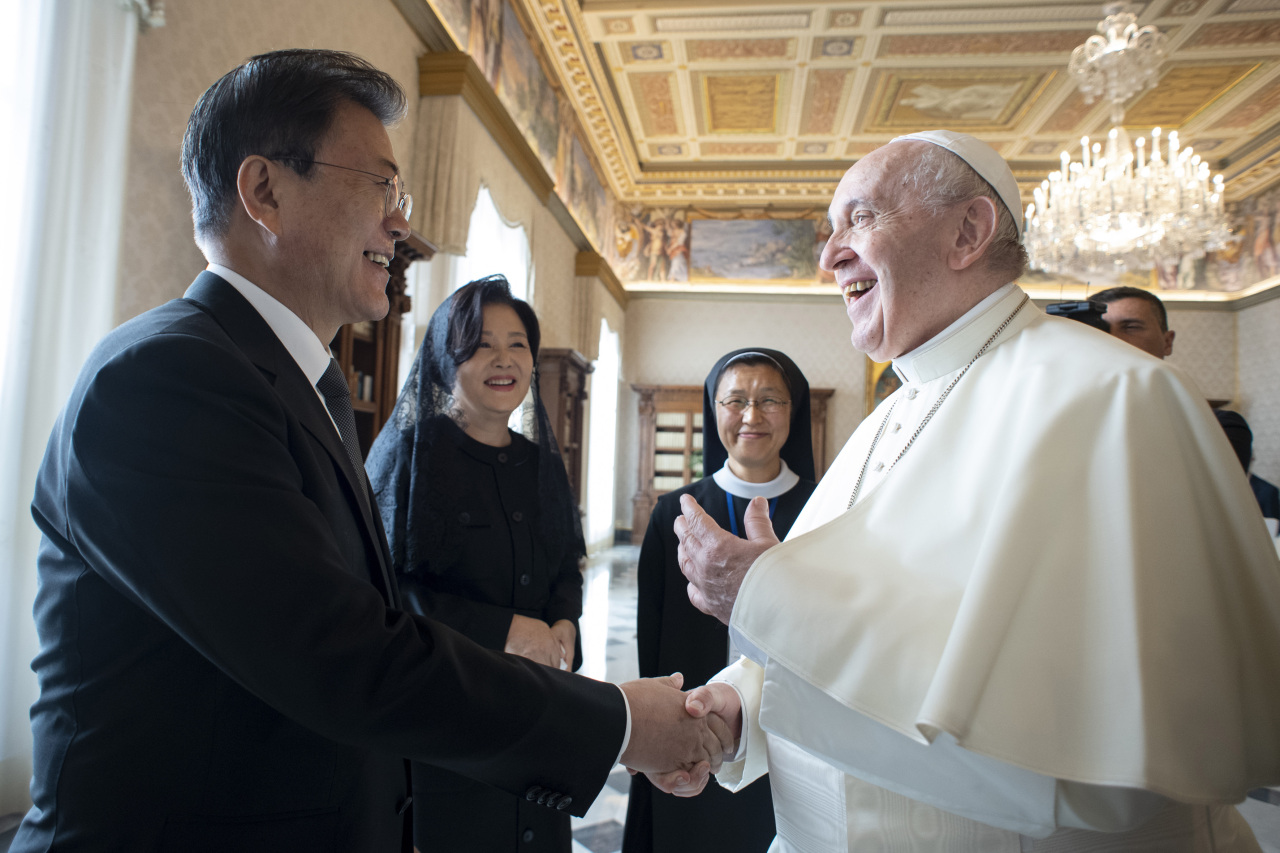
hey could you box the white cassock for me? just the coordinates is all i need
[712,283,1280,852]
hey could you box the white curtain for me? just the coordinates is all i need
[0,0,141,818]
[401,186,533,374]
[586,319,621,550]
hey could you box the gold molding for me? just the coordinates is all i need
[417,52,555,204]
[576,251,629,308]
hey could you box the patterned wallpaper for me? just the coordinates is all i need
[618,294,868,527]
[116,0,426,322]
[1165,308,1237,403]
[1238,296,1280,483]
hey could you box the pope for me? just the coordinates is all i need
[668,130,1280,853]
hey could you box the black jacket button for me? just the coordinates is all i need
[525,786,543,801]
[519,573,531,586]
[512,510,524,522]
[458,512,470,524]
[522,829,535,842]
[556,796,572,810]
[498,452,509,463]
[537,790,552,805]
[544,792,562,808]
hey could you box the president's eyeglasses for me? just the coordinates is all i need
[270,157,413,220]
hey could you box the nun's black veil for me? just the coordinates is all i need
[702,348,815,482]
[366,276,585,576]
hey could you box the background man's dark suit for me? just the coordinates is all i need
[17,272,625,852]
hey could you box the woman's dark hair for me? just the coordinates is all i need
[181,49,406,240]
[446,276,541,366]
[714,351,792,399]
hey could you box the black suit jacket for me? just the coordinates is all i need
[15,273,625,853]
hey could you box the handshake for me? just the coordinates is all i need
[617,674,743,797]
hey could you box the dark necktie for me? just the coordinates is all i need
[316,358,370,500]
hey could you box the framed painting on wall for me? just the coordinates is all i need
[865,358,900,416]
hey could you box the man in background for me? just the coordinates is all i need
[1093,285,1280,535]
[1091,285,1175,359]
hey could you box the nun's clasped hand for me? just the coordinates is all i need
[676,494,779,625]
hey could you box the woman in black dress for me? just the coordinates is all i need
[366,276,585,853]
[623,347,817,853]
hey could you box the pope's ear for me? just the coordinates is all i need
[948,195,998,272]
[236,155,283,237]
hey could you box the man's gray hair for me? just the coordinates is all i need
[906,144,1028,281]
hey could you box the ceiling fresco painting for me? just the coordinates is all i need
[412,0,1280,299]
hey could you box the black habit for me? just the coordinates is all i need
[624,346,818,853]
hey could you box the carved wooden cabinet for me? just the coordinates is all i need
[537,348,593,504]
[330,232,435,456]
[630,384,834,536]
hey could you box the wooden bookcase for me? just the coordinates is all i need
[537,348,593,505]
[330,231,435,456]
[630,384,833,536]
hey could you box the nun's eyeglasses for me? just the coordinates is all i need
[716,397,790,414]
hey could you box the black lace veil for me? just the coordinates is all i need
[366,275,586,576]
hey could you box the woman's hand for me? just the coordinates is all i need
[505,614,563,668]
[549,619,576,670]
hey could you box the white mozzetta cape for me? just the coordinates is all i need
[727,286,1280,821]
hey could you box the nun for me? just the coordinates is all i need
[623,347,817,853]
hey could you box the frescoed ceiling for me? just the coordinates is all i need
[499,0,1280,208]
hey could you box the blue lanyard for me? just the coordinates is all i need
[725,493,778,538]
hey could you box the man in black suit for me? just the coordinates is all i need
[13,49,728,852]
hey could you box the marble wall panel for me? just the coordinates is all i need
[1238,296,1280,482]
[1165,308,1237,402]
[118,0,425,322]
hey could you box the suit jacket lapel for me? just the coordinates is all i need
[183,272,398,606]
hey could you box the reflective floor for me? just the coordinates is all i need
[571,545,641,853]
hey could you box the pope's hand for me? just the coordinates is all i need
[619,674,735,795]
[676,494,779,624]
[644,682,744,797]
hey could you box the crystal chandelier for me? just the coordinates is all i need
[1024,3,1235,278]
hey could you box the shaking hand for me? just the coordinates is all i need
[618,674,735,796]
[644,682,744,796]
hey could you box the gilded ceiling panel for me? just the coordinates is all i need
[629,72,682,137]
[621,41,670,63]
[696,72,784,134]
[812,37,861,60]
[843,141,880,158]
[686,38,797,62]
[601,16,635,35]
[702,142,782,156]
[800,69,852,135]
[876,30,1092,58]
[827,8,862,28]
[1211,76,1280,130]
[860,69,1056,134]
[1038,89,1094,134]
[1123,64,1260,127]
[1186,20,1280,47]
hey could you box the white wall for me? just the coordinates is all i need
[618,293,867,532]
